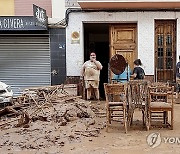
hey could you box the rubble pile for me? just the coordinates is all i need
[0,84,106,151]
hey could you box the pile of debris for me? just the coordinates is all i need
[0,84,106,152]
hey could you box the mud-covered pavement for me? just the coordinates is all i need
[0,86,180,154]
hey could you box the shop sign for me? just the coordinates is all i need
[0,16,47,31]
[33,4,48,29]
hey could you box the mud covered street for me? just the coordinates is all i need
[0,85,180,154]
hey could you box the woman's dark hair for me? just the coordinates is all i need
[134,59,142,66]
[89,51,96,56]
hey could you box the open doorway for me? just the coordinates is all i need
[84,23,109,99]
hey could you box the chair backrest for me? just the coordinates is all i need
[148,85,174,104]
[104,83,127,102]
[149,82,169,87]
[127,80,148,109]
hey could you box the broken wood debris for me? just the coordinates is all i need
[0,84,106,151]
[0,84,103,129]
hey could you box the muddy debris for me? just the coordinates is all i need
[0,84,106,151]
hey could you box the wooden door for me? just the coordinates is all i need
[110,24,137,73]
[155,20,176,82]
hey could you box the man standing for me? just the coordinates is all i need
[81,52,103,100]
[176,56,180,100]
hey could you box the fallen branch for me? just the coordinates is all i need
[0,106,20,116]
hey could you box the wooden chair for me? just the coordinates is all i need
[104,83,128,133]
[148,82,170,127]
[127,80,149,130]
[147,85,174,130]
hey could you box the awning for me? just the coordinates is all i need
[77,0,180,9]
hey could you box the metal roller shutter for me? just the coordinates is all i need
[0,35,50,96]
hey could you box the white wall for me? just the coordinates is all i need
[49,0,65,23]
[66,11,180,76]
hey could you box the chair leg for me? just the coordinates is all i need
[143,108,149,130]
[123,107,127,133]
[146,111,150,131]
[146,111,151,131]
[142,110,145,126]
[127,110,133,127]
[146,118,149,131]
[130,111,134,125]
[109,110,112,124]
[106,108,110,132]
[127,109,132,127]
[163,111,168,125]
[171,110,174,130]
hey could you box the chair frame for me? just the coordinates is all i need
[148,82,170,127]
[104,83,128,133]
[147,85,174,130]
[127,80,149,130]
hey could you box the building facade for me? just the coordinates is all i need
[0,0,66,95]
[65,0,180,97]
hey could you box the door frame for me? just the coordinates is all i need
[154,19,176,83]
